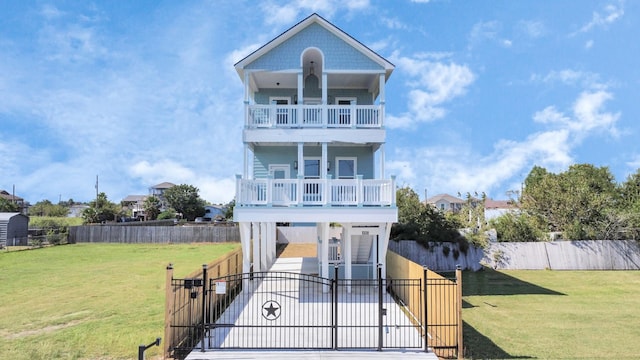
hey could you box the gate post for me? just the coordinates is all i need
[423,266,429,353]
[377,263,383,352]
[201,264,208,352]
[456,265,463,359]
[164,264,174,359]
[333,264,339,350]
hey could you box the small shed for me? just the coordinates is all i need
[0,212,29,247]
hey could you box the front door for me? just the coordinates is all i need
[269,164,291,205]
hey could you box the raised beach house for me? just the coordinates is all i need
[233,13,397,282]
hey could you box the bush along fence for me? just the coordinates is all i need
[68,224,240,244]
[386,250,463,359]
[164,248,243,359]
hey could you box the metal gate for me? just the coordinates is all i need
[168,266,425,356]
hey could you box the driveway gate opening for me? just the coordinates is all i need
[166,264,461,358]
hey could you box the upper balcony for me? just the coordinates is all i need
[246,104,382,129]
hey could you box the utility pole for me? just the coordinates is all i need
[95,175,99,199]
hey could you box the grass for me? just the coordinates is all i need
[0,242,240,360]
[462,268,640,359]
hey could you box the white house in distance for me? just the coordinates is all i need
[233,14,397,282]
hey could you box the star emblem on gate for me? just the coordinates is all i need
[261,300,281,320]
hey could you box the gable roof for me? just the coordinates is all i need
[0,190,23,202]
[485,199,517,209]
[234,13,394,79]
[151,182,176,189]
[426,193,464,205]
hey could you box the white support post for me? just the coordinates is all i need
[321,142,327,179]
[321,222,330,292]
[252,222,260,272]
[379,143,385,180]
[240,222,252,289]
[343,224,352,293]
[260,222,268,271]
[322,72,328,126]
[297,143,304,177]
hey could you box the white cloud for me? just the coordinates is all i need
[468,20,513,49]
[260,0,370,26]
[531,69,604,90]
[574,1,624,34]
[390,82,620,198]
[585,39,594,49]
[387,52,475,128]
[518,20,546,38]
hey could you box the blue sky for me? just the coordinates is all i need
[1,0,638,205]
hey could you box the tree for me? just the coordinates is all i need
[163,184,206,221]
[521,164,618,240]
[391,186,466,246]
[82,192,118,224]
[143,196,162,221]
[490,212,542,242]
[30,200,69,217]
[224,200,235,220]
[0,197,19,212]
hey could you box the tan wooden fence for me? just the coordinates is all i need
[164,248,243,359]
[69,224,239,244]
[387,250,463,359]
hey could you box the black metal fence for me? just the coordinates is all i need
[166,265,428,358]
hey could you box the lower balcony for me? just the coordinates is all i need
[235,176,396,208]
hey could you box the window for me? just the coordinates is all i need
[304,158,320,179]
[336,157,357,179]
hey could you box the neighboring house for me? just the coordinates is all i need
[121,195,148,219]
[67,204,90,218]
[0,212,29,246]
[204,205,225,221]
[233,14,397,281]
[484,199,518,222]
[0,190,29,215]
[426,193,465,213]
[149,182,176,211]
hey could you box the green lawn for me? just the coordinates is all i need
[462,268,640,359]
[0,243,240,360]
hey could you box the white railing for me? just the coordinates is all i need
[236,176,395,207]
[247,104,382,128]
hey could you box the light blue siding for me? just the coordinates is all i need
[255,88,373,105]
[245,23,383,71]
[253,145,375,179]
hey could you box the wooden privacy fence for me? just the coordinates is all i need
[164,248,243,359]
[386,250,463,359]
[69,225,240,244]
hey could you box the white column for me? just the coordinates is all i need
[321,142,327,179]
[244,144,249,179]
[379,73,385,105]
[321,222,330,292]
[239,222,252,289]
[322,72,328,104]
[343,224,352,293]
[322,72,328,126]
[297,142,304,177]
[379,143,385,179]
[267,222,276,267]
[252,222,260,272]
[260,222,268,271]
[297,72,303,103]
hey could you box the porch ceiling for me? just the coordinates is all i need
[250,71,380,93]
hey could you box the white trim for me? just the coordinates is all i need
[269,164,291,179]
[336,157,357,179]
